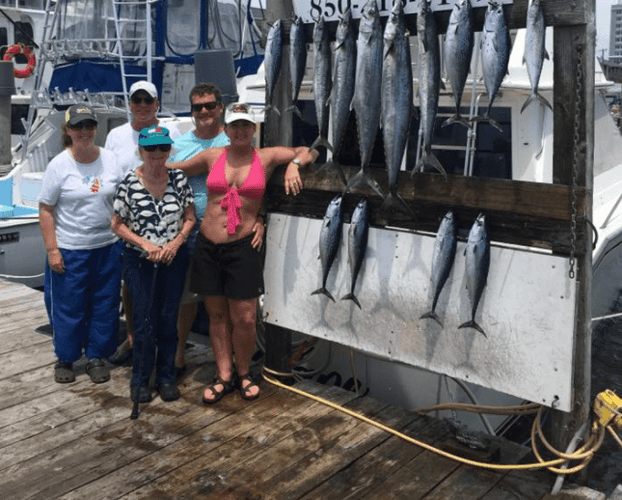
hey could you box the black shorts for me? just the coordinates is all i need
[190,233,264,300]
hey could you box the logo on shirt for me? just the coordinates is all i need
[90,178,101,193]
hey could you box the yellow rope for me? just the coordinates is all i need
[262,370,599,472]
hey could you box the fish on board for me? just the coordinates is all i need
[420,210,458,327]
[458,213,490,336]
[321,7,356,181]
[346,0,385,197]
[312,194,344,302]
[443,0,475,129]
[286,16,308,119]
[342,198,370,309]
[521,0,552,113]
[264,19,282,116]
[414,0,447,179]
[311,17,333,153]
[478,0,511,132]
[380,0,416,216]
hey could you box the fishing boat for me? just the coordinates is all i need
[0,0,266,288]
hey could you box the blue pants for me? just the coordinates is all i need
[123,245,188,388]
[44,241,123,364]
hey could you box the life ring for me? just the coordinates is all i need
[3,43,36,78]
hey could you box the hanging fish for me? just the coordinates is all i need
[287,16,308,119]
[420,211,457,327]
[443,0,474,129]
[345,0,384,197]
[312,194,343,302]
[478,1,511,132]
[311,17,333,153]
[264,19,282,116]
[521,0,552,113]
[342,199,369,309]
[381,0,415,216]
[414,0,447,179]
[458,213,490,336]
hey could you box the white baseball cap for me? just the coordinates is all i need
[129,81,158,99]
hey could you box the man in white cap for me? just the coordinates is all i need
[105,81,182,365]
[105,80,182,174]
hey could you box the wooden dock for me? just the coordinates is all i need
[0,278,609,500]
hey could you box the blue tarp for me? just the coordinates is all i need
[49,60,150,94]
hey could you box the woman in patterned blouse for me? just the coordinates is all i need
[112,126,195,404]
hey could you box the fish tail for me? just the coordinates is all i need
[442,114,471,130]
[414,151,448,180]
[343,169,384,198]
[341,293,362,309]
[285,104,304,119]
[472,114,503,133]
[311,135,333,153]
[457,320,487,337]
[311,287,336,302]
[317,160,347,185]
[420,310,443,328]
[264,104,281,117]
[520,92,553,114]
[381,192,417,220]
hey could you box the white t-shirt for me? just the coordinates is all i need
[38,148,124,250]
[104,121,182,174]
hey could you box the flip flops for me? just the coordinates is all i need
[201,375,237,405]
[54,362,75,383]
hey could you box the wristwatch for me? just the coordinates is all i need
[291,158,302,166]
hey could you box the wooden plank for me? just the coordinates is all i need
[480,469,554,500]
[0,321,52,353]
[266,167,588,255]
[420,464,507,500]
[0,341,55,380]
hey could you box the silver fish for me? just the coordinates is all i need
[287,16,308,119]
[443,0,474,129]
[381,0,415,215]
[420,210,457,327]
[311,17,333,153]
[264,19,282,116]
[521,0,552,113]
[312,194,343,302]
[346,0,384,197]
[459,213,490,336]
[328,8,356,169]
[414,0,447,179]
[479,1,511,132]
[342,199,369,309]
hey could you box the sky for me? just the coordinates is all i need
[598,0,621,57]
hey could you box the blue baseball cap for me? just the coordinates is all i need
[138,126,173,146]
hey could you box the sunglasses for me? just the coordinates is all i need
[131,95,156,105]
[142,144,172,152]
[191,102,220,112]
[68,120,97,130]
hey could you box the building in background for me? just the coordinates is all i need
[610,1,622,59]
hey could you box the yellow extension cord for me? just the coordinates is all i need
[262,368,614,475]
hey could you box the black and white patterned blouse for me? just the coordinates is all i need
[113,169,194,251]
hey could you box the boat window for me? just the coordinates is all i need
[0,27,7,50]
[14,21,33,46]
[167,0,201,55]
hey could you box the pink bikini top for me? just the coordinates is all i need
[207,148,266,235]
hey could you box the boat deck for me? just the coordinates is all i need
[0,278,604,500]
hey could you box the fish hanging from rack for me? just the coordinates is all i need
[345,0,385,198]
[521,0,552,113]
[421,210,458,327]
[477,0,511,132]
[263,19,282,116]
[287,16,308,119]
[312,194,344,302]
[443,0,475,130]
[459,213,490,336]
[342,198,369,309]
[413,0,447,179]
[311,16,333,153]
[380,0,416,217]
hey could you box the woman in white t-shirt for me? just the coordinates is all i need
[38,104,124,385]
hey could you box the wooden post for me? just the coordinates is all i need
[550,0,595,454]
[262,0,294,377]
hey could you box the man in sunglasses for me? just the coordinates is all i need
[105,80,182,365]
[168,82,230,376]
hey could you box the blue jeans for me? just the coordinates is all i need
[123,245,188,388]
[44,241,123,363]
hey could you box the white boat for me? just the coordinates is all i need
[0,0,266,288]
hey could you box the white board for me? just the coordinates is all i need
[263,213,576,412]
[292,0,514,24]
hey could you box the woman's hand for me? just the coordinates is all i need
[251,216,265,250]
[48,249,65,274]
[284,163,303,196]
[142,240,163,262]
[160,238,182,264]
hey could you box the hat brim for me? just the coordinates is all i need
[225,114,255,125]
[68,114,97,126]
[139,136,174,146]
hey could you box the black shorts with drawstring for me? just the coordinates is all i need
[190,233,264,300]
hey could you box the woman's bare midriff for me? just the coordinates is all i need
[200,194,262,244]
